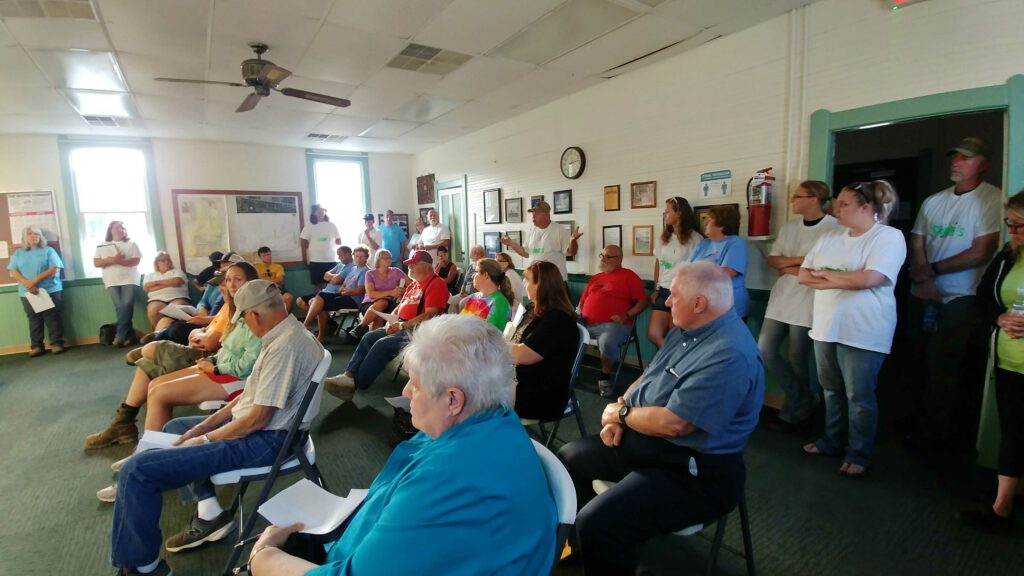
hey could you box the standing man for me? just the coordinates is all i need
[357,214,383,263]
[500,200,581,281]
[557,262,763,575]
[908,136,1002,452]
[255,246,294,312]
[415,208,450,263]
[380,210,408,271]
[578,244,648,398]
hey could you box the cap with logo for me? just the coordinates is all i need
[231,279,279,323]
[403,250,433,266]
[363,213,375,221]
[528,201,551,213]
[947,137,992,159]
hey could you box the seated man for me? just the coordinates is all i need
[558,261,764,575]
[448,244,485,313]
[578,244,647,398]
[323,250,449,401]
[255,245,295,312]
[296,245,362,341]
[109,280,323,576]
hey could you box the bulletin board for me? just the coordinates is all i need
[172,189,304,275]
[0,190,64,285]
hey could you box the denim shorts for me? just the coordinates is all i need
[651,287,670,312]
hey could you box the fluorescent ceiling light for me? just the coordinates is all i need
[31,49,127,92]
[63,90,134,117]
[388,95,463,123]
[358,120,421,138]
[859,122,892,130]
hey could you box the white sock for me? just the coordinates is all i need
[136,558,161,573]
[196,497,223,521]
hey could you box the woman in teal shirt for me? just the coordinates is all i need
[7,226,65,357]
[247,315,557,575]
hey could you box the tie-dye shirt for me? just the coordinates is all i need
[459,290,511,331]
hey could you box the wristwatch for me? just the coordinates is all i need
[618,405,630,424]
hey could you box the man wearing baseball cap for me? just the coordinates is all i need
[500,200,582,281]
[109,280,323,574]
[323,250,449,401]
[357,213,383,263]
[907,136,1002,453]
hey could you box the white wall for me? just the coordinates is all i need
[411,0,1024,288]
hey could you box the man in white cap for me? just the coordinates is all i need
[501,200,582,281]
[907,136,1002,452]
[108,280,322,576]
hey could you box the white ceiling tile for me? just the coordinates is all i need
[311,114,376,136]
[387,94,463,122]
[414,0,566,55]
[360,119,421,138]
[30,49,127,91]
[363,67,442,93]
[4,18,111,50]
[477,67,583,108]
[430,100,519,129]
[102,0,209,61]
[203,100,327,133]
[332,85,417,119]
[0,22,17,46]
[0,87,75,115]
[134,94,205,123]
[0,113,86,134]
[425,56,535,100]
[336,136,423,153]
[402,122,473,143]
[299,22,407,85]
[118,52,208,97]
[326,0,453,39]
[0,46,52,86]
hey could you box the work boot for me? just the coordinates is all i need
[125,347,144,366]
[84,404,140,450]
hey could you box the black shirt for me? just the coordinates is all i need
[512,308,579,421]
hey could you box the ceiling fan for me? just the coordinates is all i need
[155,42,351,112]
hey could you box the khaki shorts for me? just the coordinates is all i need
[135,341,203,379]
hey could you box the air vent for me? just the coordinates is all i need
[306,133,347,143]
[0,0,96,19]
[83,115,133,128]
[386,43,471,76]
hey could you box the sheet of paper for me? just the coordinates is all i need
[369,309,401,324]
[0,240,8,259]
[95,243,118,258]
[135,430,181,453]
[503,303,526,340]
[385,395,411,412]
[258,478,368,535]
[160,303,194,321]
[25,288,55,313]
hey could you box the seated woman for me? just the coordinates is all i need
[434,245,459,295]
[84,262,261,452]
[143,251,190,330]
[247,315,557,575]
[348,248,407,342]
[510,261,580,421]
[495,251,526,308]
[459,258,514,331]
[689,204,750,318]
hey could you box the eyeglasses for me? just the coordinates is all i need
[599,254,621,259]
[1004,218,1024,231]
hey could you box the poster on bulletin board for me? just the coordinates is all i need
[0,190,64,285]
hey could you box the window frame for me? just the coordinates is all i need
[305,150,371,228]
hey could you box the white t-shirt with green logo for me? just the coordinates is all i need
[764,215,841,327]
[654,230,703,289]
[911,181,1002,302]
[525,223,570,280]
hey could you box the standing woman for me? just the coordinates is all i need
[759,181,841,429]
[649,197,703,347]
[960,190,1024,530]
[142,251,190,330]
[460,258,514,331]
[495,251,526,308]
[300,204,341,291]
[799,180,906,478]
[689,204,750,318]
[94,220,142,347]
[8,226,66,357]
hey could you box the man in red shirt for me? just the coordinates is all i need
[579,244,647,398]
[324,251,449,401]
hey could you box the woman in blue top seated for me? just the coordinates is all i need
[7,226,65,357]
[689,204,750,318]
[247,315,557,576]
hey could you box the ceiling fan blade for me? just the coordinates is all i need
[257,63,291,87]
[236,92,263,113]
[280,87,350,108]
[155,77,248,87]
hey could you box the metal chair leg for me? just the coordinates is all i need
[705,515,728,576]
[570,393,587,438]
[739,495,756,576]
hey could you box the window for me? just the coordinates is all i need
[67,145,158,278]
[307,152,370,247]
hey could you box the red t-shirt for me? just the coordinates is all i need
[579,267,646,325]
[395,273,450,321]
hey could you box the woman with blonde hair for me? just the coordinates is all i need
[348,248,408,341]
[649,197,702,347]
[142,251,190,330]
[8,226,66,356]
[95,220,143,346]
[799,180,906,478]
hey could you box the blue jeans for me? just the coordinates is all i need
[758,318,817,423]
[110,416,287,568]
[20,290,64,348]
[108,284,137,339]
[586,322,631,363]
[812,341,886,467]
[346,327,410,389]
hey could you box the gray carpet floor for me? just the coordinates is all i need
[1,342,1022,576]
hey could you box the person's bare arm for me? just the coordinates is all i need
[933,232,1000,275]
[500,235,529,258]
[601,401,695,438]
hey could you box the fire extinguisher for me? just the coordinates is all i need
[747,167,774,238]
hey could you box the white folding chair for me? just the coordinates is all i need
[521,323,588,448]
[215,349,332,576]
[531,439,577,574]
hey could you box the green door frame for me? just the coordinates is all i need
[807,74,1024,468]
[436,175,469,267]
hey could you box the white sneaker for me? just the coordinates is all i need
[323,373,356,402]
[97,484,116,503]
[111,454,132,472]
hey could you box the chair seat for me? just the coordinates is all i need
[211,435,316,485]
[592,480,704,535]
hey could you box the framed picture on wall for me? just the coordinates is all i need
[483,188,502,224]
[419,207,432,224]
[505,197,523,224]
[604,185,620,211]
[416,174,435,205]
[553,190,572,214]
[632,225,654,256]
[483,231,501,256]
[505,230,522,249]
[630,180,657,208]
[602,225,622,248]
[557,220,575,261]
[531,195,545,208]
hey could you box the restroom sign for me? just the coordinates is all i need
[700,170,732,198]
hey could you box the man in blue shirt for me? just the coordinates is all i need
[380,210,408,271]
[558,261,764,574]
[297,245,367,342]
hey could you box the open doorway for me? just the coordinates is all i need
[831,110,1004,441]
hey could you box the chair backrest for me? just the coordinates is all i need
[300,349,333,428]
[569,323,588,388]
[531,439,576,572]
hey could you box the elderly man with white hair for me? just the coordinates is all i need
[246,315,557,575]
[558,261,764,575]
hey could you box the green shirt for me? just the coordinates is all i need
[459,290,511,331]
[997,256,1024,372]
